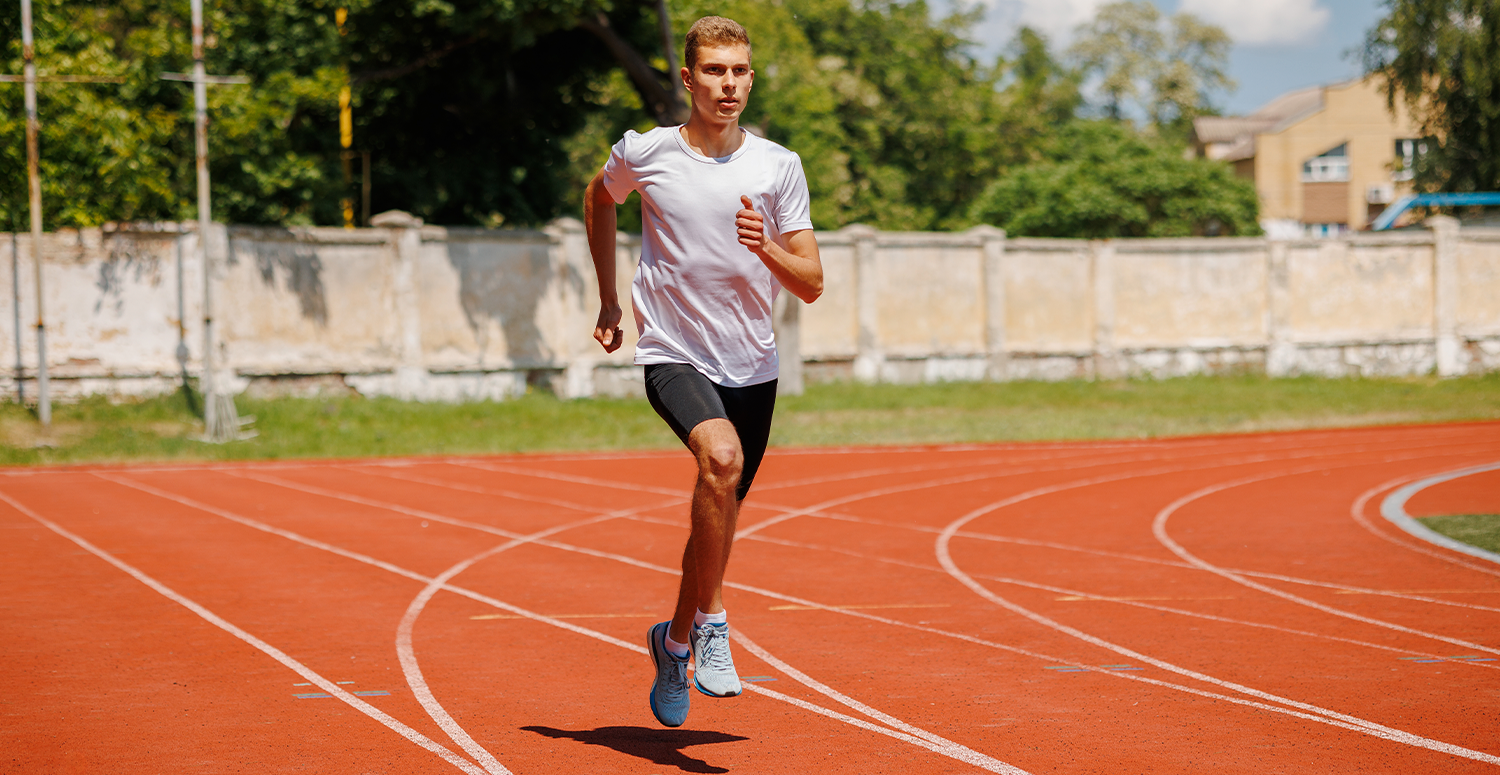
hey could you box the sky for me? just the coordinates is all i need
[944,0,1388,115]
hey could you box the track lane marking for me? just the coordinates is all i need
[107,473,1034,774]
[1152,465,1500,657]
[0,486,492,775]
[395,514,624,775]
[225,453,1500,762]
[936,452,1500,766]
[737,531,1499,669]
[732,631,1030,774]
[771,510,1500,614]
[733,435,1500,541]
[141,443,1500,765]
[131,461,1481,772]
[1379,462,1500,568]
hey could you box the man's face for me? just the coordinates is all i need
[682,44,753,123]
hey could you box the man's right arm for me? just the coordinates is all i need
[584,170,624,353]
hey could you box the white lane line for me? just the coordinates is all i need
[1151,466,1500,657]
[339,464,645,517]
[936,457,1500,765]
[732,632,1029,774]
[125,463,1500,766]
[736,680,1033,773]
[200,452,1500,763]
[452,460,691,498]
[1349,470,1500,578]
[734,434,1499,540]
[722,569,1500,763]
[774,510,1500,614]
[738,531,1499,669]
[0,487,491,775]
[396,515,620,775]
[1379,462,1500,568]
[108,474,1033,773]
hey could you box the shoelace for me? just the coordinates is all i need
[694,625,734,672]
[665,659,687,693]
[658,642,688,694]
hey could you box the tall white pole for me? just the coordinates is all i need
[192,0,212,406]
[20,0,49,426]
[191,0,237,442]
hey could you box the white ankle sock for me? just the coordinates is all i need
[694,608,727,627]
[664,632,690,659]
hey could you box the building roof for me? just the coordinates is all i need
[1191,82,1347,162]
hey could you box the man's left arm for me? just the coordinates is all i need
[736,195,822,303]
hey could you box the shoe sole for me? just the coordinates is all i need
[694,678,742,698]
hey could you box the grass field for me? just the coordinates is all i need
[3,373,1498,466]
[3,373,1497,553]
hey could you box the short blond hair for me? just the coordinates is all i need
[684,16,752,71]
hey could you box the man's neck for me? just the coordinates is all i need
[680,116,745,159]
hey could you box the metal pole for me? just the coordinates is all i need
[20,0,48,425]
[192,0,232,442]
[10,232,22,404]
[173,233,196,416]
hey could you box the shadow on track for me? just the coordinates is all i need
[521,725,749,773]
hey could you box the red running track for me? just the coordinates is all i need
[3,422,1499,774]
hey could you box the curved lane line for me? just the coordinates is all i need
[215,451,1500,764]
[108,474,1033,774]
[731,632,1028,774]
[395,515,621,775]
[746,508,1500,613]
[110,468,1430,770]
[1379,462,1500,567]
[118,464,1500,767]
[937,457,1500,765]
[1350,474,1500,578]
[0,487,492,775]
[1151,465,1500,656]
[741,531,1498,669]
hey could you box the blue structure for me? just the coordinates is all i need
[1371,192,1500,231]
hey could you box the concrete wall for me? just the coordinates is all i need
[2,215,1497,403]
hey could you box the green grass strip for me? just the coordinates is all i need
[1,373,1498,467]
[1419,515,1500,555]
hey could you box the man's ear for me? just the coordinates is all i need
[681,66,692,93]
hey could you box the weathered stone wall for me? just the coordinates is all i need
[1,215,1495,403]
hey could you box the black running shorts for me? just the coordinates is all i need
[643,363,777,501]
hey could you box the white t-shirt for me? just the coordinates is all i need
[601,125,814,387]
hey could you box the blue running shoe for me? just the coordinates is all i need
[648,621,690,727]
[690,622,742,698]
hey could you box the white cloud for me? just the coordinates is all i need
[1012,0,1110,44]
[1178,0,1332,46]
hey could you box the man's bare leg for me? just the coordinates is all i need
[662,417,746,698]
[668,418,742,644]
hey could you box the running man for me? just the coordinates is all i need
[583,16,824,728]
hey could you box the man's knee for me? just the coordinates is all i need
[691,421,744,490]
[702,438,743,481]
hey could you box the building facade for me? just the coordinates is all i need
[1192,78,1421,238]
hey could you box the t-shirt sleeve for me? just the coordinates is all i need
[774,153,815,233]
[600,131,640,205]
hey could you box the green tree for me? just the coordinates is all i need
[1,0,673,229]
[1068,0,1232,137]
[968,120,1260,238]
[0,2,184,229]
[1363,0,1500,192]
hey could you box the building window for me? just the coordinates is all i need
[1393,139,1426,181]
[1302,143,1350,182]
